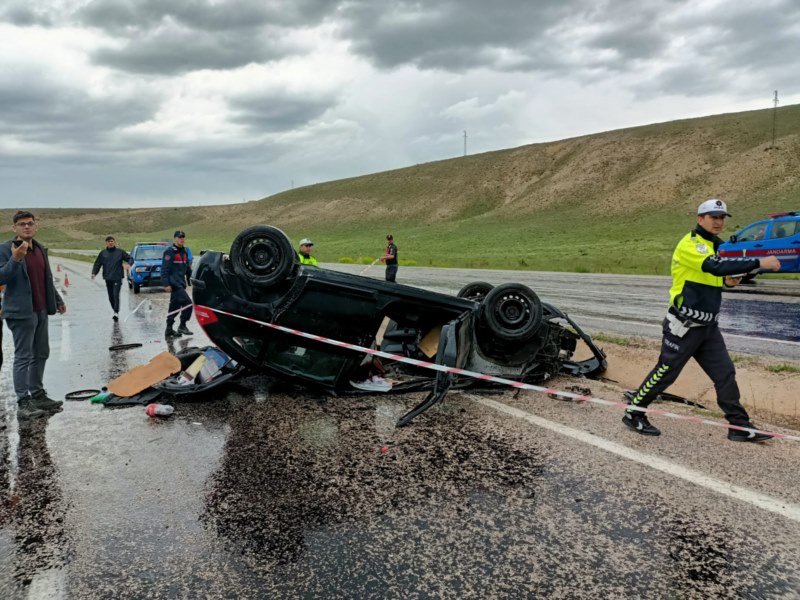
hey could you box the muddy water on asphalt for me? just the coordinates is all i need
[0,261,798,598]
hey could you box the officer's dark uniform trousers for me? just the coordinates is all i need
[633,317,749,426]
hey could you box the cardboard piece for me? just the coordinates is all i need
[418,325,442,358]
[107,352,182,398]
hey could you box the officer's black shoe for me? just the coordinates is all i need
[622,411,661,436]
[727,425,773,443]
[31,390,64,411]
[177,324,193,336]
[17,397,46,420]
[165,326,182,339]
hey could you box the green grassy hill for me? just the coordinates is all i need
[4,103,799,274]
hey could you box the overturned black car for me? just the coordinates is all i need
[191,226,607,426]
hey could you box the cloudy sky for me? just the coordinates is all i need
[1,0,798,208]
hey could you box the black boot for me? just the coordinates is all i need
[622,410,661,436]
[177,323,193,336]
[728,424,772,443]
[31,390,63,411]
[165,325,182,338]
[17,396,46,420]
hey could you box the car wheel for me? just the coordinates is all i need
[480,283,543,342]
[457,281,494,302]
[230,225,298,287]
[133,282,141,294]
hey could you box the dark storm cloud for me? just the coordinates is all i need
[91,28,286,75]
[695,4,800,72]
[229,92,335,132]
[0,3,53,27]
[631,1,800,96]
[0,77,158,147]
[78,0,338,32]
[337,0,573,71]
[80,0,341,75]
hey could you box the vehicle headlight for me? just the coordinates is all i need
[134,267,147,273]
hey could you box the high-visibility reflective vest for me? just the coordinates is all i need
[669,230,723,323]
[298,253,318,267]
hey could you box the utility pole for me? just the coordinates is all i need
[771,90,779,149]
[463,130,467,156]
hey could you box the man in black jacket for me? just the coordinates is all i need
[623,199,781,441]
[91,236,132,321]
[161,230,193,338]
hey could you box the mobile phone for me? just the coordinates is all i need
[12,239,23,247]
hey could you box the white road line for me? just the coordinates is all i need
[471,395,800,524]
[59,319,71,362]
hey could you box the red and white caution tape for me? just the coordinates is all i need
[198,305,800,442]
[166,304,193,319]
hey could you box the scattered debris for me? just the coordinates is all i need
[108,343,144,352]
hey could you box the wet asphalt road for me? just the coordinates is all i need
[1,259,799,599]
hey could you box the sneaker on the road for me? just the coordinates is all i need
[165,326,182,339]
[113,313,119,321]
[31,390,63,411]
[177,324,193,336]
[350,375,392,393]
[622,411,661,436]
[17,397,46,420]
[727,425,773,443]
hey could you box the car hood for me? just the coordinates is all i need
[134,259,162,266]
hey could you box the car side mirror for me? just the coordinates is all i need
[729,234,738,243]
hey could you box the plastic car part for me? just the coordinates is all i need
[108,343,144,351]
[457,281,494,302]
[229,225,298,287]
[396,321,458,426]
[480,283,543,342]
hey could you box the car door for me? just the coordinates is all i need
[722,220,770,258]
[765,218,800,272]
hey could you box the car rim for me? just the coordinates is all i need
[494,293,530,328]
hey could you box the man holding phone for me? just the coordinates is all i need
[0,211,67,419]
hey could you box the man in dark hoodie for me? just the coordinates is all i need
[623,199,780,441]
[91,235,132,321]
[0,211,67,419]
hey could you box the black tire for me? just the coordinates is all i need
[480,283,543,342]
[230,225,297,287]
[133,282,141,294]
[457,281,494,302]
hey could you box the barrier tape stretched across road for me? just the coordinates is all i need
[198,305,800,442]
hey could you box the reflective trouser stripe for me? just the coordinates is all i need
[632,364,669,404]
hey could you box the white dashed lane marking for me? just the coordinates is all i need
[472,395,800,524]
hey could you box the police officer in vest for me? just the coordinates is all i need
[162,230,193,338]
[298,238,318,267]
[624,199,781,441]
